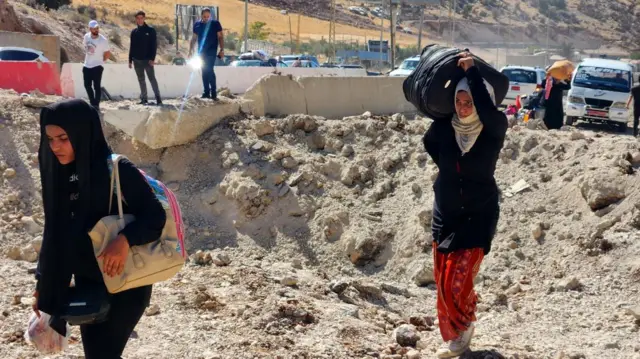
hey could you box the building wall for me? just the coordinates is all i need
[0,31,60,70]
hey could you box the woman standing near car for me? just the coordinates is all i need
[423,52,508,358]
[33,99,166,358]
[541,75,571,130]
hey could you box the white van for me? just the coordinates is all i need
[565,58,633,132]
[389,56,420,77]
[500,65,546,101]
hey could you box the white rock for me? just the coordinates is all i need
[3,168,16,178]
[145,304,161,316]
[253,120,275,137]
[21,216,42,235]
[409,260,435,286]
[6,247,21,260]
[20,246,38,263]
[531,223,543,240]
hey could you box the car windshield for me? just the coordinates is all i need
[399,60,419,70]
[0,50,39,61]
[502,69,537,84]
[573,66,631,92]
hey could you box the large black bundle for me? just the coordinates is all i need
[403,44,509,120]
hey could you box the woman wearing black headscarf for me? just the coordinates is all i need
[541,76,571,130]
[33,99,166,358]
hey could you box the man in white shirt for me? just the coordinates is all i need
[83,20,111,109]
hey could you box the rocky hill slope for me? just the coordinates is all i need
[0,90,639,358]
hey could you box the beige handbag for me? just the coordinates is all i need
[88,154,186,294]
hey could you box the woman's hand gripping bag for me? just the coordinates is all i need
[402,44,510,120]
[24,312,71,354]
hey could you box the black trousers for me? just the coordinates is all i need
[133,59,161,102]
[201,56,217,97]
[82,66,104,107]
[78,278,152,359]
[634,107,639,136]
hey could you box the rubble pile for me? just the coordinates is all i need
[1,90,640,358]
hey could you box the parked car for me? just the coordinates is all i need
[229,59,288,67]
[284,60,319,68]
[338,64,364,69]
[0,47,50,62]
[389,56,420,77]
[565,58,633,132]
[499,65,546,101]
[280,54,320,66]
[348,6,368,16]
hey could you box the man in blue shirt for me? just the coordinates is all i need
[188,8,224,100]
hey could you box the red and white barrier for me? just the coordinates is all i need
[0,61,61,95]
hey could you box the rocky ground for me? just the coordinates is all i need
[0,90,640,359]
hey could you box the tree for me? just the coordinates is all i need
[462,4,472,19]
[35,0,71,10]
[560,42,575,61]
[245,22,270,41]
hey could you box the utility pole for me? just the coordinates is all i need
[496,22,500,68]
[288,15,294,54]
[244,0,249,52]
[329,0,336,62]
[545,22,550,66]
[451,0,456,46]
[417,5,424,51]
[390,0,397,69]
[379,9,383,69]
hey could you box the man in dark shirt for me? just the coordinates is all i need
[627,76,640,137]
[188,8,224,99]
[129,10,162,105]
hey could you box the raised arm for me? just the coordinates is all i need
[465,65,508,140]
[553,79,571,91]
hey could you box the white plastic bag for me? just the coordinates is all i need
[24,312,70,354]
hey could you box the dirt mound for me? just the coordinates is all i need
[1,91,640,358]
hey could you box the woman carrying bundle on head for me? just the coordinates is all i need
[423,52,508,358]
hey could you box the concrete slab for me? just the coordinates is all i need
[102,99,243,149]
[244,74,416,118]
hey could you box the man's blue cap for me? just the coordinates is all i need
[88,20,99,29]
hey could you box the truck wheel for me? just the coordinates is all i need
[565,116,576,126]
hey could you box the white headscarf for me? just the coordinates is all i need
[451,78,496,154]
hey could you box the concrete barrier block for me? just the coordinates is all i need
[300,76,414,118]
[60,63,369,99]
[0,61,61,95]
[244,74,415,119]
[103,101,243,149]
[244,74,307,117]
